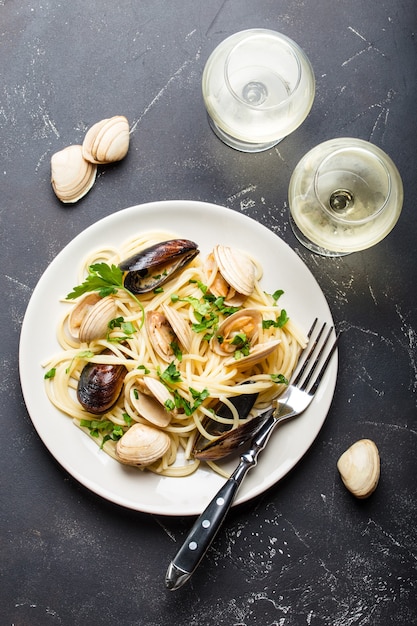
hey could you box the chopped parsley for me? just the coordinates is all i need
[172,387,209,416]
[262,309,289,329]
[230,332,251,359]
[107,316,137,342]
[272,289,284,303]
[79,413,133,448]
[171,285,240,341]
[66,262,145,327]
[271,373,289,385]
[158,362,182,385]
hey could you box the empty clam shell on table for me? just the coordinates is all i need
[82,115,130,164]
[337,439,380,499]
[51,144,97,203]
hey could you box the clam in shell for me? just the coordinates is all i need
[116,422,171,466]
[68,293,118,343]
[224,340,281,371]
[210,309,262,357]
[51,144,97,203]
[146,305,192,362]
[210,309,280,371]
[130,376,175,428]
[82,115,130,164]
[204,245,256,306]
[337,439,380,499]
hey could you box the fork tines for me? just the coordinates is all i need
[292,318,339,394]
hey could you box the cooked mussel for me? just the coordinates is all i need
[119,239,199,294]
[193,385,260,460]
[194,411,271,461]
[77,350,127,414]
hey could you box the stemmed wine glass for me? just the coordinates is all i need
[202,29,316,153]
[288,138,403,256]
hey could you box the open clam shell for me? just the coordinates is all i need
[205,245,256,305]
[68,293,118,343]
[51,144,97,203]
[161,304,193,352]
[130,376,175,427]
[210,309,262,357]
[145,305,192,362]
[82,115,130,164]
[224,340,281,371]
[145,311,175,362]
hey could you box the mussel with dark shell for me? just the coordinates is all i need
[77,349,127,414]
[193,411,272,461]
[119,239,199,294]
[193,385,264,461]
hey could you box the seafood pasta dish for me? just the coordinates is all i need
[43,230,307,478]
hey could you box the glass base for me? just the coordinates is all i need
[207,115,282,153]
[289,213,350,257]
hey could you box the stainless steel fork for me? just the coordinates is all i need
[165,319,339,591]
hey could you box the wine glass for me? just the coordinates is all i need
[202,29,315,153]
[288,138,403,256]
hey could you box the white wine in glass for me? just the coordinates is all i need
[202,29,315,153]
[288,138,403,256]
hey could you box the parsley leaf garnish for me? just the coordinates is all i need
[66,262,145,327]
[262,309,289,329]
[172,290,240,340]
[272,289,284,303]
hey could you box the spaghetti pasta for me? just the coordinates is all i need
[43,230,307,478]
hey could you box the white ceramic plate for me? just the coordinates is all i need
[19,201,337,516]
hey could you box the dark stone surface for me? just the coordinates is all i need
[1,1,416,624]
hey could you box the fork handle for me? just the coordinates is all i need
[165,413,280,591]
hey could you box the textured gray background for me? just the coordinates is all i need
[1,1,416,624]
